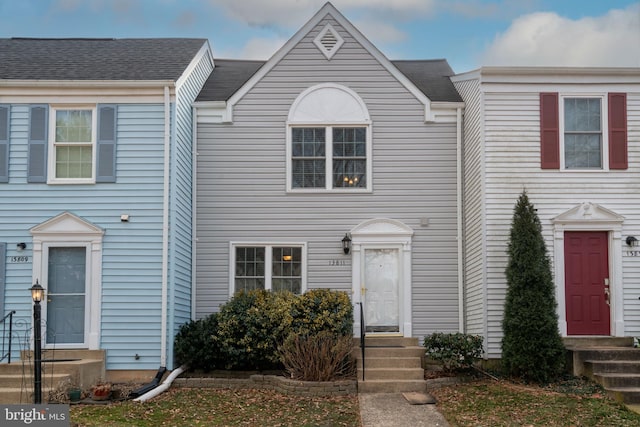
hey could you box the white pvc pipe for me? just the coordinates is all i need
[133,365,187,402]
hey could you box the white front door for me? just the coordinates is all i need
[364,248,400,333]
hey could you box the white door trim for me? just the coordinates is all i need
[30,212,104,349]
[551,202,624,337]
[350,218,413,338]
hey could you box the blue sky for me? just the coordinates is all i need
[0,0,638,72]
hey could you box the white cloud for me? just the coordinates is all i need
[209,0,436,29]
[214,37,288,60]
[482,4,640,67]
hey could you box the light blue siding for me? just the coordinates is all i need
[1,104,167,369]
[166,51,214,368]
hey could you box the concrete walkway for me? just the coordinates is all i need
[359,393,450,427]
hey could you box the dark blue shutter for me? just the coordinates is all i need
[27,105,48,183]
[0,106,9,183]
[96,105,117,183]
[0,242,5,315]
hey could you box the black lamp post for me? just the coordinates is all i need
[30,280,45,404]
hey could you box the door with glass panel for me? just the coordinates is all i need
[46,247,87,345]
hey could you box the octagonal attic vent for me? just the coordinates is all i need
[314,24,344,60]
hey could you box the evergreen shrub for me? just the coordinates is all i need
[423,332,483,372]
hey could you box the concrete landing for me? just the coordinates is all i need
[359,393,449,427]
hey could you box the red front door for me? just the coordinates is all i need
[564,231,610,335]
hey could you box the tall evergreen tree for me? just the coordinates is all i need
[502,191,565,383]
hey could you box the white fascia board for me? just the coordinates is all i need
[175,41,214,91]
[430,101,466,123]
[477,66,640,84]
[450,69,481,82]
[226,3,433,117]
[193,101,230,123]
[0,79,176,88]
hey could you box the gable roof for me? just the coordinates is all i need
[198,2,462,123]
[0,38,208,81]
[197,58,461,103]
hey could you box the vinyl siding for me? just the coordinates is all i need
[453,77,486,339]
[481,87,640,357]
[195,16,460,338]
[166,51,213,368]
[0,104,166,369]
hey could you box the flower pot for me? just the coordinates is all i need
[68,388,82,402]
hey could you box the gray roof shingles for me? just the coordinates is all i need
[0,38,207,81]
[197,58,462,103]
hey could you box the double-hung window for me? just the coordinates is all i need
[541,92,627,170]
[290,126,368,190]
[233,244,305,294]
[563,97,603,169]
[50,107,96,183]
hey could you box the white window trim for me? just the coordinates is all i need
[559,94,609,172]
[48,105,97,184]
[228,242,308,296]
[287,83,372,193]
[286,124,372,192]
[30,212,104,350]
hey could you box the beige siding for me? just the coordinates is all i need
[195,16,460,337]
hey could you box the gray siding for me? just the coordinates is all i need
[195,16,460,337]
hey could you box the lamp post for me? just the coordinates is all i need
[30,280,45,404]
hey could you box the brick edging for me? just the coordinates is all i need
[173,374,357,397]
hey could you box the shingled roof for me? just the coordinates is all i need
[196,58,462,103]
[0,38,208,81]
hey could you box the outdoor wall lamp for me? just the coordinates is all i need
[29,280,45,404]
[342,233,352,255]
[626,236,639,247]
[16,242,26,251]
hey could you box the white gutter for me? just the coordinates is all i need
[160,85,171,366]
[0,79,176,88]
[456,106,465,333]
[133,365,187,402]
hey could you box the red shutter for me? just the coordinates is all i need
[540,93,560,169]
[608,93,627,170]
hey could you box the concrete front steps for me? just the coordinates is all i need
[0,349,105,404]
[353,336,426,393]
[565,337,640,404]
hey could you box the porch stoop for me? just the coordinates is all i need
[564,337,640,404]
[0,349,105,404]
[353,336,426,393]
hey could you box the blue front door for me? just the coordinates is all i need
[46,247,86,345]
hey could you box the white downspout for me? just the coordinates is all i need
[160,85,171,366]
[456,106,465,333]
[191,106,198,320]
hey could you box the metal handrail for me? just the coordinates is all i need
[357,302,365,381]
[1,310,16,363]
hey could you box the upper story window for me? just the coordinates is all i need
[563,97,602,169]
[232,244,306,294]
[51,107,96,181]
[287,83,372,192]
[540,92,627,171]
[291,126,367,189]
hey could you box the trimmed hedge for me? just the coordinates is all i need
[175,289,353,372]
[424,332,483,372]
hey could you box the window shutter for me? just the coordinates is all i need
[0,242,5,315]
[96,104,117,183]
[608,93,627,170]
[540,93,560,169]
[0,106,9,183]
[27,105,48,183]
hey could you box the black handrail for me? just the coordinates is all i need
[1,310,16,364]
[357,302,365,381]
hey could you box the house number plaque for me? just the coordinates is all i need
[625,251,640,257]
[329,259,349,266]
[10,256,29,263]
